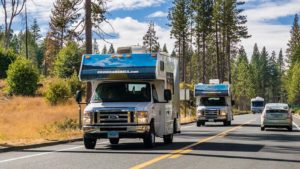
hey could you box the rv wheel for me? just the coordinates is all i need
[84,136,97,149]
[163,134,173,144]
[144,122,155,148]
[109,138,119,145]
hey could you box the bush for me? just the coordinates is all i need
[0,48,17,78]
[53,42,82,78]
[45,78,71,105]
[68,71,82,95]
[6,57,39,96]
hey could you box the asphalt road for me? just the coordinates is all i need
[0,114,300,169]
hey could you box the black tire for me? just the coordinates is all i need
[163,134,173,144]
[261,127,265,131]
[223,121,231,126]
[109,138,119,145]
[84,136,97,149]
[173,119,178,133]
[227,121,231,126]
[202,122,205,126]
[144,122,155,148]
[197,121,201,127]
[288,126,293,132]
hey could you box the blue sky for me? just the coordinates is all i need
[1,0,300,58]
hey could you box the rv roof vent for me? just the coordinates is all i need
[117,46,132,54]
[209,79,220,84]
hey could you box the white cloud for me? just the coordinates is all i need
[147,11,168,18]
[96,17,174,53]
[241,0,300,57]
[107,0,165,11]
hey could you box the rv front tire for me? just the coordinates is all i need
[109,138,119,145]
[144,123,155,148]
[163,134,173,144]
[84,136,97,149]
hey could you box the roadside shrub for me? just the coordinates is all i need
[45,78,71,105]
[68,71,82,95]
[0,48,17,78]
[6,57,39,96]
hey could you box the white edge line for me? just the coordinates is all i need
[293,122,300,131]
[0,141,108,164]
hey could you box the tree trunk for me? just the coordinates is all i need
[85,0,92,103]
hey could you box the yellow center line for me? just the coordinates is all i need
[129,118,256,169]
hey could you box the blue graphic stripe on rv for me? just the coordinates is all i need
[80,54,157,80]
[195,84,229,96]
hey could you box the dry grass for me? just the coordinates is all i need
[0,96,82,146]
[180,115,196,124]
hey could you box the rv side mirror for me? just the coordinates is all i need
[164,89,172,101]
[76,90,82,103]
[231,100,235,106]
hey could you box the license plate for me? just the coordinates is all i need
[208,119,214,122]
[107,131,119,138]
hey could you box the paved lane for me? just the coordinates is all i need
[0,114,299,169]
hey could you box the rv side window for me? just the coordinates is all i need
[152,85,159,103]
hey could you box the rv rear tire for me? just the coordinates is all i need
[163,134,173,144]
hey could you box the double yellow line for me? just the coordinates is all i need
[130,118,256,169]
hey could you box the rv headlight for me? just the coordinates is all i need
[220,110,227,116]
[83,111,92,125]
[197,110,204,116]
[136,111,148,124]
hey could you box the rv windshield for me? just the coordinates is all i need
[92,82,151,102]
[200,97,226,106]
[252,101,264,107]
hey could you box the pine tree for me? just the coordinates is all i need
[259,46,269,99]
[288,61,300,104]
[163,43,168,53]
[232,46,254,110]
[108,44,115,54]
[277,49,284,74]
[31,19,41,42]
[191,0,213,83]
[143,22,159,53]
[169,0,191,82]
[286,14,300,65]
[49,0,81,48]
[43,33,60,75]
[102,45,107,54]
[93,38,99,53]
[250,43,261,96]
[267,51,280,102]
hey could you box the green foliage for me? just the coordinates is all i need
[45,78,71,105]
[6,57,39,96]
[55,118,78,131]
[232,47,254,110]
[0,48,17,78]
[143,22,159,52]
[68,71,82,95]
[54,42,81,78]
[288,62,300,104]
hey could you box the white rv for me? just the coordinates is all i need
[251,97,264,114]
[194,79,234,126]
[77,46,180,149]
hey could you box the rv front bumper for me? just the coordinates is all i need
[83,124,150,139]
[197,116,227,122]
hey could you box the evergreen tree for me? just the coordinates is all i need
[267,51,280,102]
[43,32,60,75]
[31,19,41,42]
[250,43,261,96]
[169,0,191,82]
[93,38,99,53]
[232,46,254,110]
[143,22,159,53]
[163,43,168,53]
[259,46,269,99]
[277,49,284,74]
[49,0,81,48]
[108,44,115,54]
[286,14,300,65]
[102,45,107,54]
[191,0,213,83]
